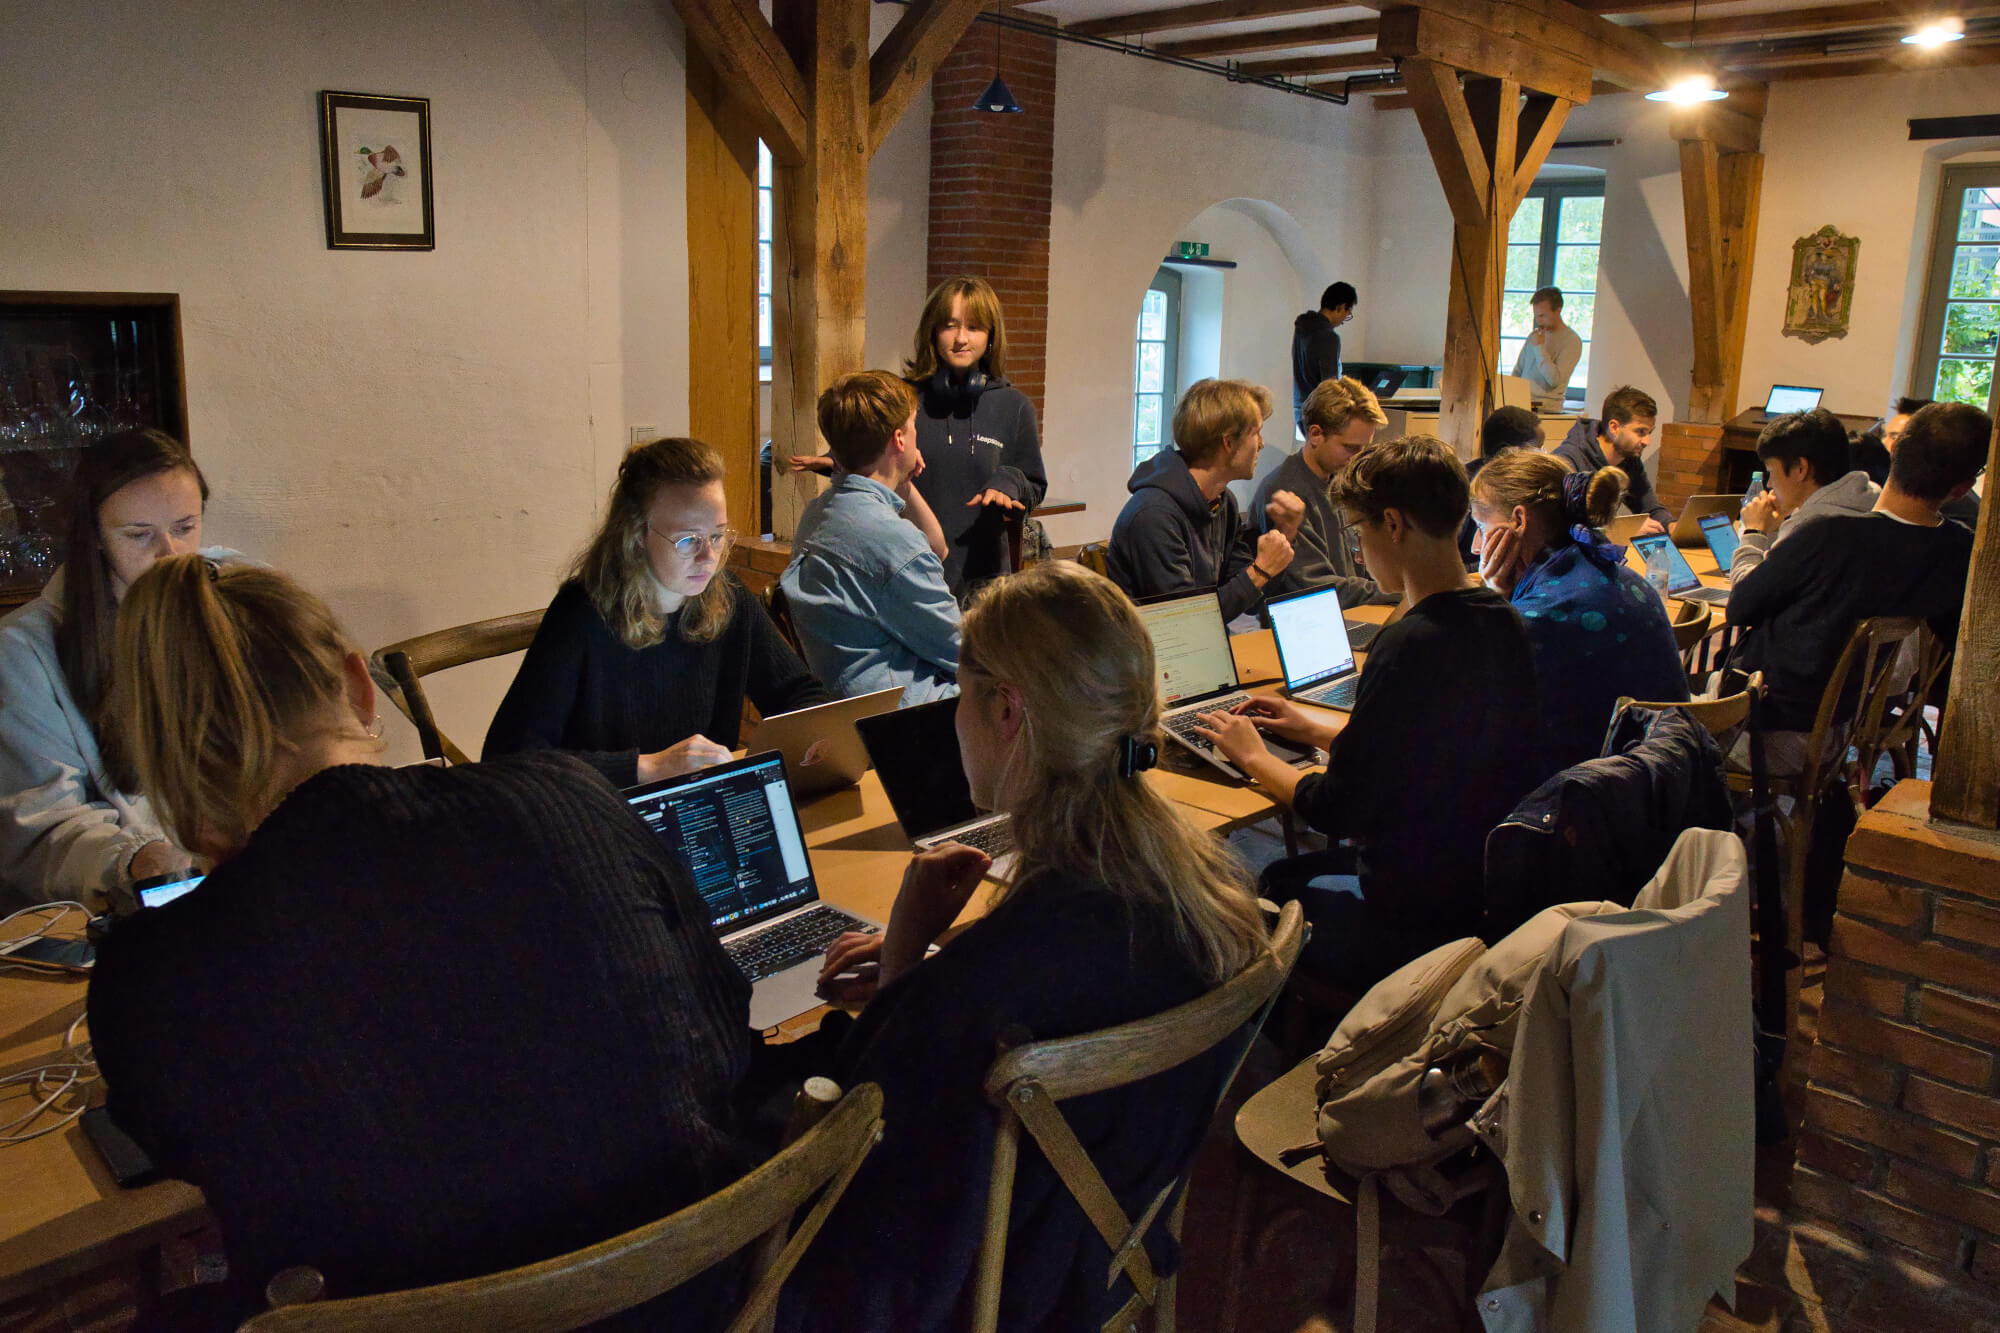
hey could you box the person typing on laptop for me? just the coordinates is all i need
[1195,436,1541,991]
[791,561,1268,1332]
[783,371,963,705]
[1729,408,1878,588]
[1471,451,1687,774]
[89,558,756,1326]
[1250,375,1395,608]
[1552,385,1673,534]
[1107,378,1303,621]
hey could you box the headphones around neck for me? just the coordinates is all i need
[929,365,989,415]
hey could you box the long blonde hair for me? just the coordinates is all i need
[573,437,735,649]
[903,277,1008,381]
[960,563,1268,983]
[114,556,365,856]
[1470,449,1626,531]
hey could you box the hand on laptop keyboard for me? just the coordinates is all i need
[817,930,884,1006]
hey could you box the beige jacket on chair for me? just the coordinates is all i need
[1473,827,1754,1333]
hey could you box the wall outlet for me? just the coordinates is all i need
[629,424,658,445]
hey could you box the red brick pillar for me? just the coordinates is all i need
[926,19,1056,418]
[1657,421,1726,512]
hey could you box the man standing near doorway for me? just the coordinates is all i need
[1553,385,1673,533]
[1512,286,1582,411]
[1292,282,1356,429]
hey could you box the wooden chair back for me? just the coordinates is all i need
[969,901,1306,1333]
[1075,542,1110,578]
[239,1082,884,1333]
[762,581,804,659]
[1669,598,1712,658]
[368,610,544,766]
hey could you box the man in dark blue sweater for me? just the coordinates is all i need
[1291,281,1356,430]
[1552,385,1673,532]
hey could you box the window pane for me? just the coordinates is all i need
[759,295,771,349]
[1942,302,2000,357]
[759,189,772,240]
[759,242,771,297]
[1571,342,1590,390]
[1140,290,1167,341]
[1502,291,1535,338]
[1135,394,1162,447]
[1553,245,1599,291]
[1558,196,1603,244]
[1505,245,1541,291]
[1499,337,1526,370]
[1137,341,1165,394]
[1935,357,1994,406]
[1951,246,2000,299]
[1959,188,2000,242]
[1566,292,1596,341]
[758,139,772,185]
[1509,197,1544,244]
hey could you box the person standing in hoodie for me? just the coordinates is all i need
[1291,282,1356,430]
[1108,379,1302,621]
[1729,409,1879,588]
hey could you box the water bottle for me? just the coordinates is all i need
[1645,541,1672,598]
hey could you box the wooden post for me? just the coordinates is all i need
[685,47,762,538]
[1932,420,2000,830]
[1673,89,1765,425]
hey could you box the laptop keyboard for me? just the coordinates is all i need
[948,819,1016,859]
[726,905,869,982]
[1165,693,1250,753]
[1296,676,1360,709]
[1345,620,1380,651]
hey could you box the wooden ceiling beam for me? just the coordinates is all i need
[1359,0,1696,92]
[673,0,810,164]
[1154,17,1377,58]
[1235,49,1393,77]
[1633,2,2000,48]
[1066,0,1347,41]
[1730,40,2000,78]
[867,0,986,155]
[1377,5,1596,103]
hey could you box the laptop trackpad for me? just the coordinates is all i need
[749,960,828,1031]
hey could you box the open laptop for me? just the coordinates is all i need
[1630,532,1729,606]
[1134,591,1320,779]
[1267,584,1363,712]
[1697,511,1742,569]
[853,697,1017,877]
[1669,493,1745,546]
[1749,384,1822,423]
[1365,366,1407,398]
[750,687,902,800]
[624,750,870,1029]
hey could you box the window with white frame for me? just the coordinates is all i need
[1913,163,2000,412]
[758,141,773,382]
[1499,183,1603,400]
[1133,268,1181,466]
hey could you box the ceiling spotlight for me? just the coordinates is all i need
[1904,17,1967,46]
[1647,73,1729,104]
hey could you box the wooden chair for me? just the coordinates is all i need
[369,610,544,766]
[762,581,804,659]
[1075,542,1111,578]
[1669,597,1712,667]
[240,1081,885,1333]
[969,900,1306,1333]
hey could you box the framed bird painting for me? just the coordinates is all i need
[319,91,434,251]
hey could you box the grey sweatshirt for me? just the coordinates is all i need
[1728,469,1879,586]
[1249,451,1392,608]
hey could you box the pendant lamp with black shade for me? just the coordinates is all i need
[972,0,1022,113]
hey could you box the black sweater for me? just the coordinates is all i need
[88,754,756,1321]
[909,374,1048,594]
[1107,448,1263,621]
[1291,311,1342,425]
[484,575,825,788]
[1293,588,1543,940]
[781,870,1232,1333]
[1727,511,1973,731]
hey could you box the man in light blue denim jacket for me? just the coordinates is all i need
[783,372,960,705]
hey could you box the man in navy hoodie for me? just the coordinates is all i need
[1108,379,1301,620]
[1291,282,1356,429]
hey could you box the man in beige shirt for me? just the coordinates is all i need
[1512,285,1583,411]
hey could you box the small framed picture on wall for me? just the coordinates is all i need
[318,90,434,250]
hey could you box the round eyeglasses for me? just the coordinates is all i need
[648,524,737,559]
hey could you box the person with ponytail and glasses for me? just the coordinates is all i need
[786,561,1268,1333]
[0,429,221,909]
[1470,450,1687,774]
[88,557,755,1326]
[486,435,825,788]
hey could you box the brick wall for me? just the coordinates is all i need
[1794,780,2000,1282]
[1657,421,1726,511]
[927,19,1056,417]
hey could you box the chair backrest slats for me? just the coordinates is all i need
[367,609,546,767]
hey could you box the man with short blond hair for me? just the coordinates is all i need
[782,371,958,704]
[1109,378,1303,619]
[1252,376,1393,606]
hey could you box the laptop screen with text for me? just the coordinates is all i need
[1764,385,1822,414]
[1267,586,1358,691]
[1135,593,1237,705]
[1631,534,1703,594]
[624,752,817,932]
[1698,511,1741,567]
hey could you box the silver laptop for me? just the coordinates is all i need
[1267,585,1363,712]
[854,697,1018,878]
[1669,493,1745,547]
[1631,533,1729,606]
[1751,384,1822,422]
[751,687,902,800]
[625,750,871,1029]
[1134,591,1320,779]
[1697,511,1742,569]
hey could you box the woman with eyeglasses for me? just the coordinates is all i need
[486,436,826,786]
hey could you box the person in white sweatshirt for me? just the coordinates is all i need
[1730,408,1880,587]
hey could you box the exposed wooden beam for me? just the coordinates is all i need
[672,0,810,165]
[1636,2,2000,47]
[1402,58,1490,227]
[1932,419,2000,829]
[868,0,986,155]
[1509,90,1572,214]
[1154,17,1377,58]
[1235,49,1393,77]
[1719,38,2000,75]
[1670,100,1764,153]
[1363,0,1698,92]
[1066,0,1342,40]
[1378,5,1595,104]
